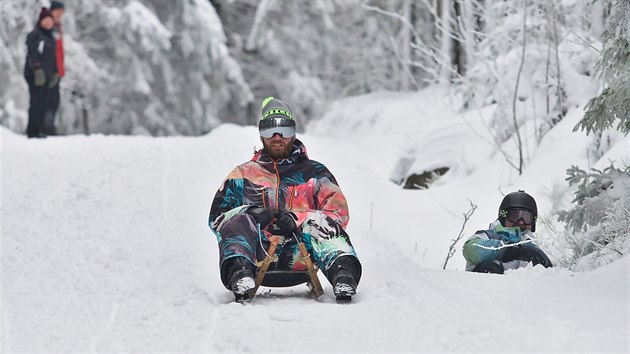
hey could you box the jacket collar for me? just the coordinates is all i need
[490,219,534,238]
[252,138,308,165]
[37,25,53,37]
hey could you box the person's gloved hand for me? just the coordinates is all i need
[34,69,45,87]
[48,72,59,88]
[246,206,273,229]
[274,211,298,236]
[502,245,553,268]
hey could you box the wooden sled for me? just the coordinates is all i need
[249,236,324,299]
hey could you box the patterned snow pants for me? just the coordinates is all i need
[215,212,360,288]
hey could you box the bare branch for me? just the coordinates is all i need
[361,4,423,44]
[245,0,271,52]
[511,1,527,175]
[443,200,478,270]
[417,0,467,43]
[386,35,422,90]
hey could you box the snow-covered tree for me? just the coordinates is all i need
[0,0,618,139]
[557,164,630,270]
[453,0,599,173]
[576,0,630,136]
[213,0,438,125]
[0,0,252,136]
[0,1,39,132]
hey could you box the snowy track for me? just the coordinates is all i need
[2,126,627,352]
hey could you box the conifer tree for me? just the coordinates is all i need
[576,0,630,135]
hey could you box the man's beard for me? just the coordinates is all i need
[262,138,294,160]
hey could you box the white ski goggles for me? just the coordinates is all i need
[259,117,296,138]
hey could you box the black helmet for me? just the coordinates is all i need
[498,190,538,232]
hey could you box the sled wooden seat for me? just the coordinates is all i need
[260,269,312,287]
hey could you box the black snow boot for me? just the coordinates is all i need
[328,256,362,302]
[224,257,256,302]
[472,260,504,274]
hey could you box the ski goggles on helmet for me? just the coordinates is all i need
[505,208,535,225]
[259,117,296,138]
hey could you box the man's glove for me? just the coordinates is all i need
[274,212,298,236]
[502,245,553,268]
[246,206,273,229]
[34,69,45,87]
[48,73,60,88]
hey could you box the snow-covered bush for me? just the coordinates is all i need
[556,163,630,270]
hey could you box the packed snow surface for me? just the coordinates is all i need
[1,123,628,352]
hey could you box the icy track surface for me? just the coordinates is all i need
[2,125,628,352]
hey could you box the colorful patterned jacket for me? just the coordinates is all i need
[208,139,349,236]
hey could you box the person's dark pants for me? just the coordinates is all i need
[26,78,52,138]
[217,212,361,289]
[43,80,60,136]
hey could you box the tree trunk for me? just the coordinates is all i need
[452,0,465,76]
[473,0,485,36]
[400,0,412,91]
[439,0,452,83]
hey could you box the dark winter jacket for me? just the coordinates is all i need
[209,139,349,235]
[24,24,57,82]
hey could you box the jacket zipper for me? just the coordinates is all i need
[273,161,281,211]
[288,186,295,210]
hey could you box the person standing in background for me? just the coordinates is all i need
[43,0,65,136]
[24,7,57,139]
